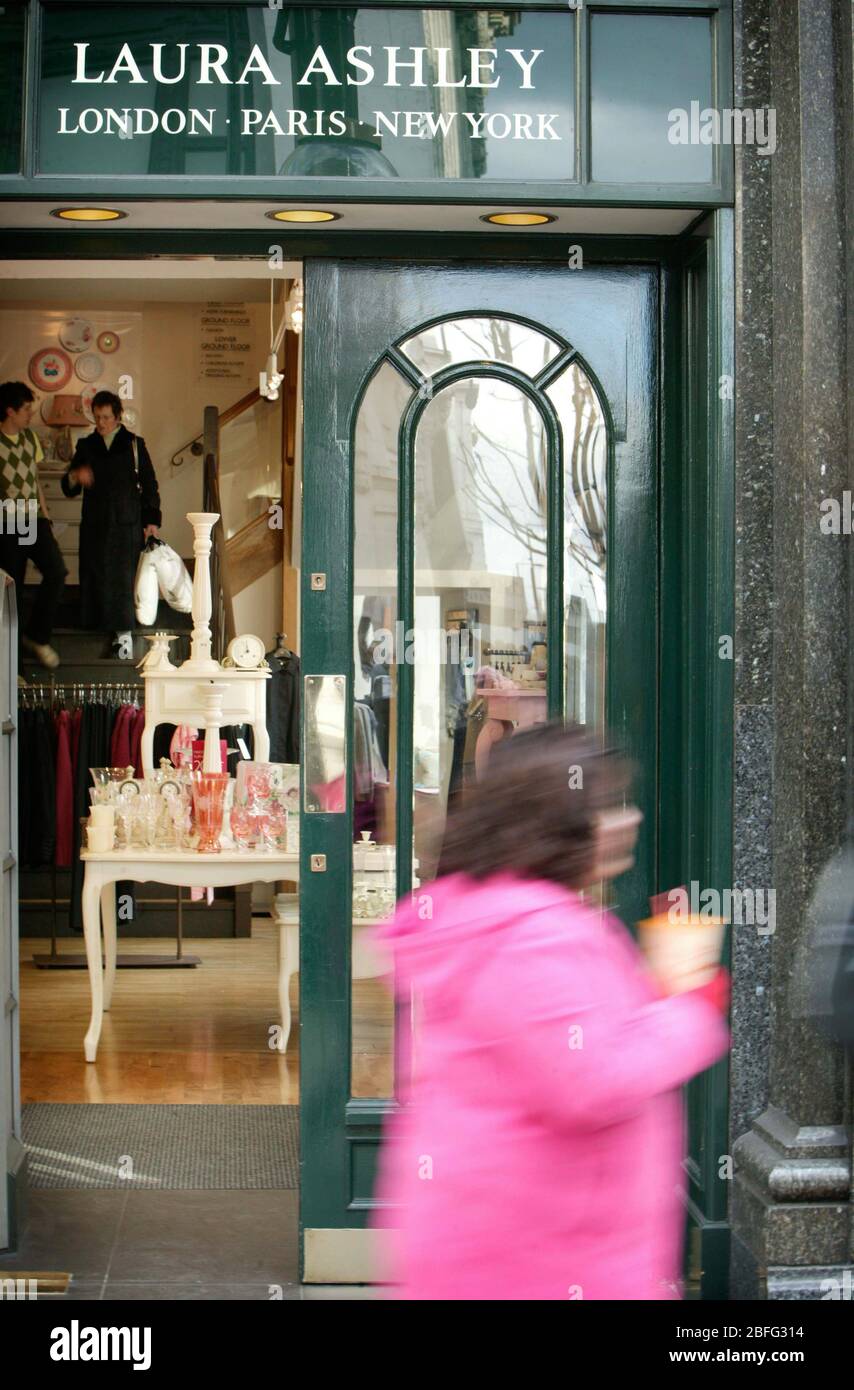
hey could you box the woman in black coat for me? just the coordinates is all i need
[62,391,161,638]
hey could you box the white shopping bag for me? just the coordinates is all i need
[148,538,193,614]
[134,541,160,626]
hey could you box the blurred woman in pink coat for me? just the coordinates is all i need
[371,724,730,1301]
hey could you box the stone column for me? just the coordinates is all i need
[731,0,854,1298]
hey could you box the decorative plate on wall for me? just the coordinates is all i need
[80,385,98,423]
[29,347,73,393]
[97,330,120,354]
[59,317,95,353]
[75,352,103,384]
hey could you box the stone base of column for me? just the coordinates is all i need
[731,1106,851,1299]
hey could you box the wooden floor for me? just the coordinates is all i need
[20,920,394,1104]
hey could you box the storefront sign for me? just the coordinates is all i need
[39,4,576,180]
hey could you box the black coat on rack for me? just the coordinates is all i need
[266,645,300,764]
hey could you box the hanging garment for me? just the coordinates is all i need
[54,708,74,869]
[68,700,113,932]
[354,701,388,801]
[130,706,147,777]
[70,705,82,788]
[19,707,56,868]
[266,650,300,764]
[109,703,135,770]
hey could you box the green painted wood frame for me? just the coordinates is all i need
[3,0,733,204]
[660,210,735,1299]
[299,217,733,1290]
[0,214,733,1291]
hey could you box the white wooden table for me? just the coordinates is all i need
[80,848,300,1062]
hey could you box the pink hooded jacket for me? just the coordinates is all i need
[370,873,729,1301]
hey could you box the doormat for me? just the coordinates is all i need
[22,1105,299,1190]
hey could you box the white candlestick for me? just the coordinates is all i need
[182,512,221,674]
[199,680,227,774]
[90,806,115,829]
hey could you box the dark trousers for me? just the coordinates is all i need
[0,516,68,646]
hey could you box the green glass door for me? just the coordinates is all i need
[299,259,658,1282]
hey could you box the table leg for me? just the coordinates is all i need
[82,875,104,1063]
[253,723,270,762]
[475,717,512,780]
[277,923,293,1053]
[140,720,155,777]
[101,882,117,1010]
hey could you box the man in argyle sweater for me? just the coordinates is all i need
[0,381,67,669]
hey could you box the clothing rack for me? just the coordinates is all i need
[20,677,144,709]
[23,675,200,973]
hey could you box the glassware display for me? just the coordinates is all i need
[260,801,287,852]
[191,772,229,853]
[229,802,255,850]
[90,766,134,792]
[85,760,295,855]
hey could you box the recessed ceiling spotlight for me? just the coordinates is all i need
[481,212,556,227]
[265,209,340,224]
[50,207,127,222]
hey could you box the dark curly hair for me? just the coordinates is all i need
[0,381,35,419]
[438,722,634,891]
[91,390,123,418]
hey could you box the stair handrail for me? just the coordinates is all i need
[202,405,236,661]
[171,388,263,472]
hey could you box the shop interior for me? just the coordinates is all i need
[0,257,607,1290]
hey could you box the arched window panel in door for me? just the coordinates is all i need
[412,374,549,892]
[546,361,608,731]
[351,358,411,1100]
[399,316,562,380]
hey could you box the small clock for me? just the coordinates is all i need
[224,634,267,670]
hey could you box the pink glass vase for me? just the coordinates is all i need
[191,773,229,853]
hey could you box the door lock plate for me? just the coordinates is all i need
[310,854,327,872]
[310,573,327,591]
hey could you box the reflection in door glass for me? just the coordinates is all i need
[400,316,560,379]
[413,375,549,888]
[350,332,610,1100]
[351,362,408,1099]
[547,362,608,731]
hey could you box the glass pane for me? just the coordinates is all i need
[400,317,560,379]
[413,376,549,893]
[351,361,409,1099]
[547,363,607,730]
[0,3,25,173]
[591,13,714,184]
[38,5,575,181]
[218,395,283,540]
